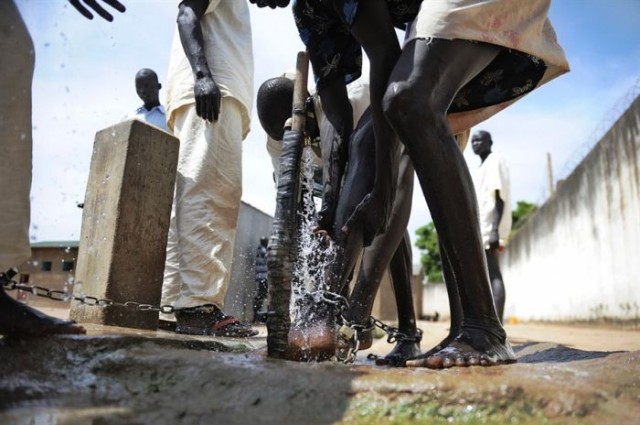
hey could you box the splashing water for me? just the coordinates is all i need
[64,274,75,302]
[290,147,337,326]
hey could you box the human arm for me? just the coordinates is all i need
[177,0,220,122]
[488,189,504,251]
[248,0,290,9]
[315,81,353,235]
[68,0,125,22]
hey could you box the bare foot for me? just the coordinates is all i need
[414,331,458,360]
[375,339,421,367]
[0,290,86,337]
[406,329,516,369]
[286,297,337,362]
[356,328,373,350]
[287,322,336,362]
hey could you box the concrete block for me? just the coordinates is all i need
[70,120,178,330]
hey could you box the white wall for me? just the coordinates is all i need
[501,97,640,321]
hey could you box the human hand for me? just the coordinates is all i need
[488,228,500,251]
[195,74,221,122]
[69,0,126,22]
[248,0,290,9]
[342,186,393,247]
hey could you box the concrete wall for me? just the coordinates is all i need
[501,96,640,321]
[225,202,274,321]
[422,282,450,321]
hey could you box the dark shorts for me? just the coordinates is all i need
[293,0,422,90]
[450,47,547,114]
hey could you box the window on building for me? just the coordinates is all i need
[62,261,74,272]
[41,261,52,272]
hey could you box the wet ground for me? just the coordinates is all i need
[1,311,639,425]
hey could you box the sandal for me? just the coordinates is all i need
[174,305,258,337]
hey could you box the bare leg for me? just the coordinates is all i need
[0,272,85,337]
[286,107,366,362]
[315,79,353,234]
[416,242,462,359]
[384,38,515,368]
[346,153,420,366]
[288,0,416,361]
[485,249,505,323]
[375,230,422,366]
[288,111,412,362]
[341,0,403,242]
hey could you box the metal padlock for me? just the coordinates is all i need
[339,324,355,340]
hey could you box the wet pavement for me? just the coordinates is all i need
[1,313,639,425]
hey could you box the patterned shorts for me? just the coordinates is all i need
[293,0,422,90]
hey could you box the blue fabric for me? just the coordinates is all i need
[127,105,168,131]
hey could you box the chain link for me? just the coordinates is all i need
[370,316,424,344]
[2,271,423,360]
[336,315,374,364]
[336,315,424,364]
[1,274,175,314]
[315,290,349,313]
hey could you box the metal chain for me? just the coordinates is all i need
[336,315,375,364]
[1,272,175,314]
[337,315,425,364]
[370,317,424,344]
[315,290,349,314]
[3,270,423,363]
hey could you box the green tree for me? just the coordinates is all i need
[414,222,443,283]
[511,200,537,236]
[416,200,537,282]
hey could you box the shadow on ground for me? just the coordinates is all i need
[1,335,639,424]
[513,341,622,363]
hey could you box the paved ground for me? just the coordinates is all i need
[1,307,639,424]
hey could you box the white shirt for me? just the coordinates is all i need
[124,105,168,132]
[165,0,253,138]
[473,152,512,248]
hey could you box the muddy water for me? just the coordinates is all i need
[1,331,639,425]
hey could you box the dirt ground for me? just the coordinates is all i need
[1,308,639,425]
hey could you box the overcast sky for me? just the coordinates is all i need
[14,0,640,262]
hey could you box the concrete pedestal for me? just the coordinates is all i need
[70,120,178,330]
